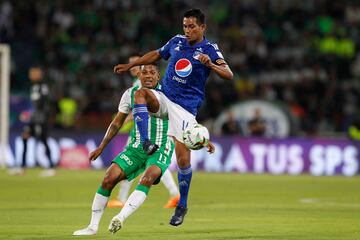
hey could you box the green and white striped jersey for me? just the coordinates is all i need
[118,85,170,149]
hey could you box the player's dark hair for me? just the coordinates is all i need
[148,62,158,68]
[129,52,142,58]
[184,9,205,25]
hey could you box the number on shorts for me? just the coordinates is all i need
[182,120,189,131]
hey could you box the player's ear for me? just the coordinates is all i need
[201,24,206,31]
[156,72,160,80]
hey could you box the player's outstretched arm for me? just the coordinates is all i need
[114,50,161,74]
[198,54,233,80]
[89,112,128,161]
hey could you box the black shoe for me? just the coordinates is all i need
[142,140,159,156]
[169,205,188,226]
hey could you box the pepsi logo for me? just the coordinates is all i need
[175,58,192,77]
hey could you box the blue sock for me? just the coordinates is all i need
[177,165,192,207]
[132,104,149,143]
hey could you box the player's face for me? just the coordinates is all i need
[139,65,159,89]
[183,17,205,44]
[129,56,141,77]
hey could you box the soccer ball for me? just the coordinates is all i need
[182,123,210,150]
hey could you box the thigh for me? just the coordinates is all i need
[142,88,160,114]
[167,101,198,143]
[112,147,147,181]
[104,163,126,182]
[146,139,175,184]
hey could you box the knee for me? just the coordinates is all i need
[134,89,147,99]
[139,174,158,187]
[102,174,118,190]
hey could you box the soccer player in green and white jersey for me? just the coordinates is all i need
[73,63,174,236]
[108,55,180,209]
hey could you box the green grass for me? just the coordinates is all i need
[0,169,360,240]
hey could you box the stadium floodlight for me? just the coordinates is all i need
[0,44,10,168]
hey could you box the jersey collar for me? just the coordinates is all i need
[185,36,208,48]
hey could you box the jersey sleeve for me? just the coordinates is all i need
[118,88,132,114]
[158,35,179,60]
[208,43,226,65]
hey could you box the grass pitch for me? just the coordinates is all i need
[0,169,359,240]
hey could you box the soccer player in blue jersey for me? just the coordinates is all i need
[114,9,233,226]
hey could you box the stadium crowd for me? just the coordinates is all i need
[2,0,360,135]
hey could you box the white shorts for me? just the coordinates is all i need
[150,90,197,143]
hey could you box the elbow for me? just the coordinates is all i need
[226,71,234,80]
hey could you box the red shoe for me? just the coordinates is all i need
[163,194,180,208]
[107,200,125,208]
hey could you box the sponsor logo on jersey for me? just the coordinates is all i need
[172,76,187,84]
[175,58,192,77]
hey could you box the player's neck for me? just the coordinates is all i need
[188,36,204,46]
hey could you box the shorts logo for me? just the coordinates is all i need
[175,58,192,77]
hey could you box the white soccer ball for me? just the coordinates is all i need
[182,123,210,150]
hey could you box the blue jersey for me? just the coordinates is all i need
[158,34,225,116]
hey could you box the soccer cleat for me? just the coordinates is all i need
[169,205,188,226]
[108,215,123,234]
[142,140,159,156]
[73,226,97,236]
[107,199,125,208]
[8,168,25,176]
[39,169,56,177]
[164,195,180,208]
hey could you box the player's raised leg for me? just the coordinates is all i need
[133,89,160,155]
[73,164,125,236]
[170,139,192,226]
[109,165,162,234]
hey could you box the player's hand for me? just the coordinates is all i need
[198,54,212,67]
[206,141,215,154]
[89,147,103,162]
[113,63,131,74]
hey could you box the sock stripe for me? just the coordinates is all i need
[97,186,112,197]
[132,107,148,113]
[178,166,192,175]
[135,184,150,195]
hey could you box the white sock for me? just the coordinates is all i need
[117,190,147,222]
[89,193,108,230]
[117,179,134,202]
[161,169,179,197]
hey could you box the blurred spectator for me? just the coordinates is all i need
[221,111,241,135]
[247,108,266,137]
[348,115,360,141]
[6,0,360,135]
[0,1,14,41]
[57,97,78,129]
